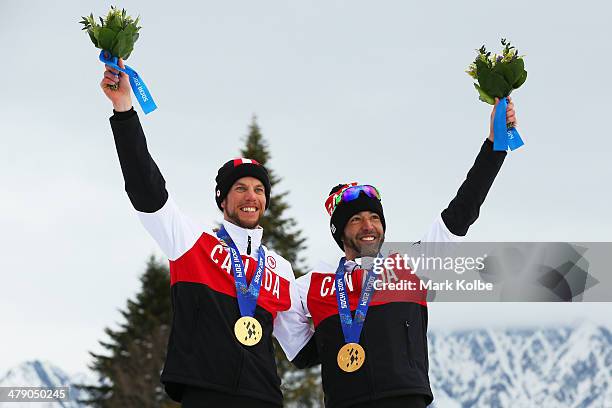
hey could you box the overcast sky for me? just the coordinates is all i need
[1,0,611,375]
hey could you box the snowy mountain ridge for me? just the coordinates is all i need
[0,360,92,408]
[428,321,611,407]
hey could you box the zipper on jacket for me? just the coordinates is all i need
[247,236,252,255]
[360,329,376,397]
[233,349,245,391]
[405,321,414,362]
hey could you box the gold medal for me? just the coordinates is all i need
[234,316,262,346]
[337,342,365,372]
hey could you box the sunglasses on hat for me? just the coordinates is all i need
[325,184,382,216]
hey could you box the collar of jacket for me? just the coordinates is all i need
[222,219,263,257]
[344,259,360,274]
[344,255,379,275]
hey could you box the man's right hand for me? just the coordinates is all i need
[100,58,133,112]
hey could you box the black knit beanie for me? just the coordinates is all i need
[327,184,386,250]
[215,158,271,210]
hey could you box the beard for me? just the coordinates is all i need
[344,233,385,258]
[225,206,262,229]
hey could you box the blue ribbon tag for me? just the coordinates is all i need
[334,258,378,344]
[493,97,524,151]
[216,226,266,317]
[99,50,157,115]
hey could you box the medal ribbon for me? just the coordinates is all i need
[493,96,524,151]
[99,50,158,114]
[334,257,378,344]
[216,226,266,317]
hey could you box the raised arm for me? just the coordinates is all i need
[110,109,168,212]
[101,60,200,261]
[440,98,516,236]
[102,59,168,212]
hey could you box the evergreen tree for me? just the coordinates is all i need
[241,116,307,276]
[78,256,178,408]
[241,116,323,406]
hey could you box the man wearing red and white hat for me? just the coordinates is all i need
[101,61,313,407]
[292,100,517,408]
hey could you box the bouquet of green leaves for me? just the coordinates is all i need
[80,6,140,59]
[79,7,156,113]
[466,38,527,105]
[80,6,141,90]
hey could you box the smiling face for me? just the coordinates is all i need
[221,176,266,229]
[342,210,385,260]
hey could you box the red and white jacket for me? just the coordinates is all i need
[291,137,507,408]
[293,217,462,408]
[110,109,313,405]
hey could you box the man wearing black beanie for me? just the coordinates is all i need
[100,61,313,407]
[292,99,518,407]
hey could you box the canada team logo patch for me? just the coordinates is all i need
[267,255,276,269]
